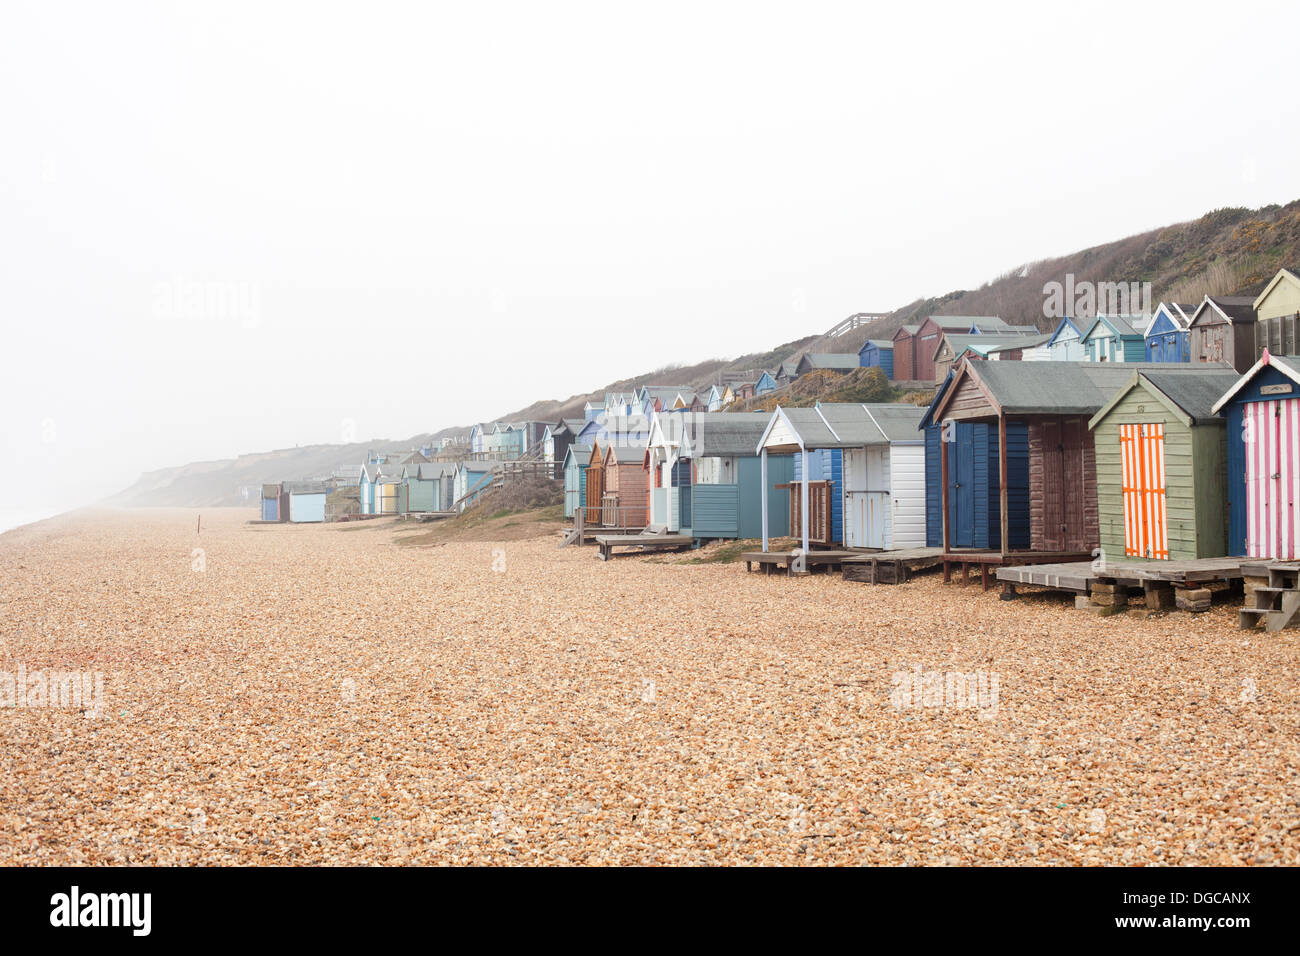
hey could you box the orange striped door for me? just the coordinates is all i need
[1119,423,1169,560]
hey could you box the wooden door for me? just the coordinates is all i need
[585,464,604,525]
[1119,423,1169,559]
[1040,420,1064,551]
[947,423,976,547]
[1245,398,1300,559]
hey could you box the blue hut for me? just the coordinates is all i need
[1143,302,1193,363]
[858,339,895,378]
[1211,350,1300,558]
[563,443,592,519]
[359,463,379,515]
[754,371,778,395]
[261,483,285,521]
[919,370,1031,550]
[1081,314,1148,363]
[284,481,327,523]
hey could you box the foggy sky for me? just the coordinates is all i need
[3,0,1299,527]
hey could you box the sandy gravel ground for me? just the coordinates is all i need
[1,508,1297,865]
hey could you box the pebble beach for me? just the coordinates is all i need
[1,508,1297,865]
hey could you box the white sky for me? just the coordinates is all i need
[3,0,1299,522]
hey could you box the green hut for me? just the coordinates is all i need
[1087,369,1240,561]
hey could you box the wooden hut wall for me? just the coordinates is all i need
[892,329,916,381]
[924,422,1030,550]
[1093,389,1227,561]
[1027,417,1099,552]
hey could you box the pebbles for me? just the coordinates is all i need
[0,508,1297,865]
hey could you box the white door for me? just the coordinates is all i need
[843,448,889,548]
[842,449,867,547]
[864,445,889,548]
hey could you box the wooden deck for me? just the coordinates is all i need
[595,533,693,561]
[942,551,1095,590]
[741,550,857,576]
[996,556,1249,599]
[841,547,943,584]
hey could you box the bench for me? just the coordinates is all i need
[595,529,693,561]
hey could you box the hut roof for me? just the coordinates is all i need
[654,412,772,457]
[760,403,925,452]
[1190,295,1257,327]
[800,353,860,370]
[282,480,327,495]
[950,361,1231,417]
[861,403,927,442]
[605,445,646,465]
[1089,369,1243,429]
[1210,352,1300,414]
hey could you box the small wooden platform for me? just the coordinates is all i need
[742,549,857,575]
[595,533,693,561]
[943,551,1094,590]
[841,547,943,584]
[996,556,1249,598]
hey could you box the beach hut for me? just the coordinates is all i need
[891,325,920,381]
[911,316,1020,381]
[1211,351,1300,558]
[1088,369,1239,561]
[283,480,327,523]
[933,332,1046,380]
[260,483,286,522]
[1080,314,1148,363]
[1040,317,1086,362]
[858,340,895,378]
[644,412,793,539]
[775,362,799,388]
[754,371,778,395]
[602,444,650,528]
[754,403,927,552]
[920,370,1030,551]
[925,360,1220,556]
[826,403,927,550]
[575,411,652,449]
[563,443,592,518]
[374,472,402,515]
[400,462,452,514]
[452,461,493,511]
[1143,302,1194,363]
[583,442,605,524]
[358,463,380,515]
[1188,295,1257,372]
[732,382,756,402]
[543,419,582,476]
[1252,268,1300,360]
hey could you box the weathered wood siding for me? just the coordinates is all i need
[1028,417,1098,552]
[941,373,997,422]
[1092,387,1228,560]
[892,329,916,381]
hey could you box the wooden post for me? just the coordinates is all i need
[998,413,1009,558]
[940,423,950,554]
[801,448,810,556]
[760,447,769,553]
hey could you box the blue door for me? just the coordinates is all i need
[948,423,976,546]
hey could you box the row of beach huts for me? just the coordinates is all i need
[257,269,1300,627]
